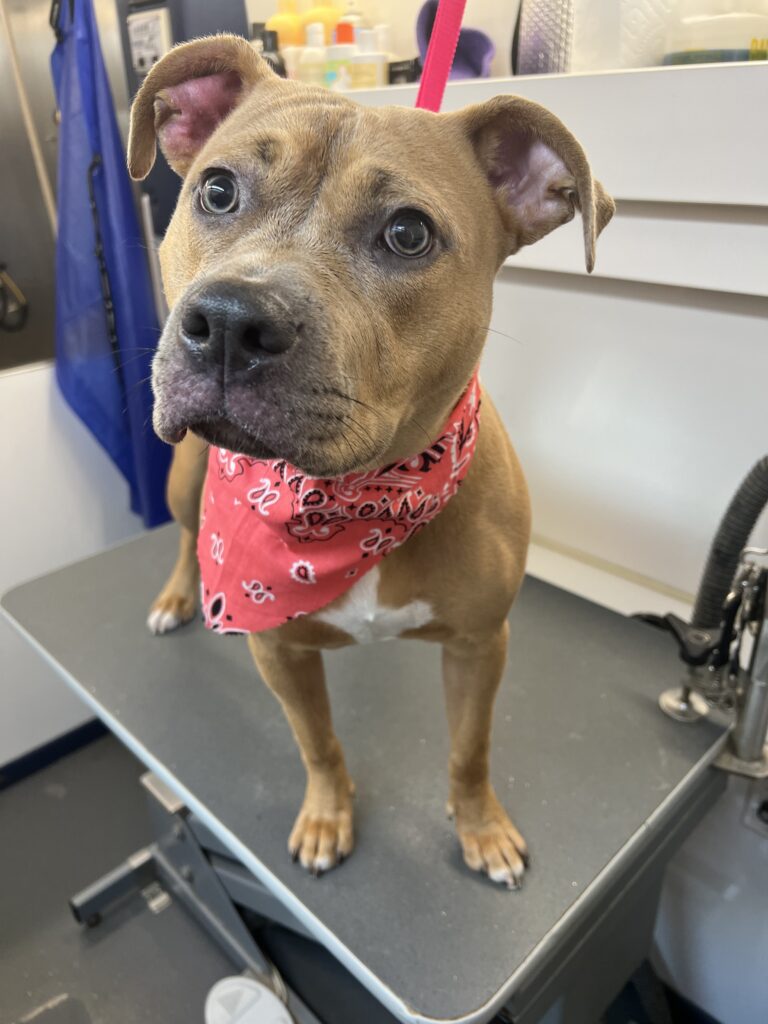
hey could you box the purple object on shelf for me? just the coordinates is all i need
[416,0,495,79]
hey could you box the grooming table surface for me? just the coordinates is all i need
[3,526,725,1024]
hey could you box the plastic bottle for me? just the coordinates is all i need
[374,23,392,59]
[300,3,342,45]
[325,21,358,89]
[338,0,367,36]
[297,22,327,86]
[663,0,768,64]
[257,30,287,77]
[266,0,304,48]
[349,28,388,88]
[280,44,302,80]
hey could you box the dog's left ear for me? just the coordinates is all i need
[127,34,276,180]
[454,95,614,272]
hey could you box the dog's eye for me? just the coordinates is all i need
[383,210,433,258]
[200,172,239,215]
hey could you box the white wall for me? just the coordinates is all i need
[244,0,521,76]
[0,362,143,764]
[485,270,768,602]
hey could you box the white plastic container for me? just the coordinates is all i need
[296,22,326,86]
[349,28,388,87]
[664,0,768,64]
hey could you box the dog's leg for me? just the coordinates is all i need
[147,432,208,634]
[248,635,354,874]
[442,621,528,889]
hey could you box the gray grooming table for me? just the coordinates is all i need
[2,525,727,1024]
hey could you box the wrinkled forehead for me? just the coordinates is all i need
[193,90,480,231]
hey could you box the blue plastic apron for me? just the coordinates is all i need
[51,0,170,527]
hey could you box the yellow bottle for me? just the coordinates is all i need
[266,0,304,47]
[300,3,342,45]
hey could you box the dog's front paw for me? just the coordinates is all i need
[288,774,355,875]
[289,809,354,875]
[147,591,197,635]
[454,787,529,890]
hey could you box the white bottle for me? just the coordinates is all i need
[349,28,388,88]
[374,23,393,60]
[280,44,302,80]
[325,20,358,90]
[338,0,367,36]
[297,22,326,86]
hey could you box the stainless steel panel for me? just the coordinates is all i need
[5,0,59,194]
[0,0,131,371]
[0,0,56,370]
[93,0,132,144]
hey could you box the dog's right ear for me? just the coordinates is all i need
[452,95,614,273]
[128,34,274,180]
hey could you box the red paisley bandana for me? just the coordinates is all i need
[197,371,481,634]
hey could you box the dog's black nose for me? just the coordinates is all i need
[180,281,298,365]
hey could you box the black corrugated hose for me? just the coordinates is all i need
[692,456,768,629]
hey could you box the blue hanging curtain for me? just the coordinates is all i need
[50,0,170,527]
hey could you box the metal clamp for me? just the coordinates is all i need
[659,552,768,779]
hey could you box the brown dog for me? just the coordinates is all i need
[129,35,613,887]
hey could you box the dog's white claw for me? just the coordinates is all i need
[312,854,335,874]
[488,863,524,890]
[488,864,515,887]
[147,608,181,635]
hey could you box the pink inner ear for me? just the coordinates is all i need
[491,128,571,224]
[156,70,244,169]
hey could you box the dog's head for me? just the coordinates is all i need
[129,34,613,476]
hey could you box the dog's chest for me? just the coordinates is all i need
[316,566,433,643]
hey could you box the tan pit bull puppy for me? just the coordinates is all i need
[129,35,613,888]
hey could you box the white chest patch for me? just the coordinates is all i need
[316,566,433,644]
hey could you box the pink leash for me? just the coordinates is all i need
[414,0,467,113]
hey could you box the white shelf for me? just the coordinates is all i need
[505,199,768,297]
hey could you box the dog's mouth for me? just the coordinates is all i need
[152,357,314,463]
[154,394,383,476]
[155,401,291,460]
[184,417,280,461]
[152,330,386,474]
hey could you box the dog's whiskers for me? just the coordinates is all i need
[323,386,377,415]
[335,412,373,461]
[483,323,525,347]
